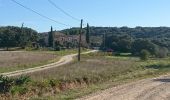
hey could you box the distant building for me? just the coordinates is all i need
[41,31,87,48]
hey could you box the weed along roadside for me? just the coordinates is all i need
[0,51,170,99]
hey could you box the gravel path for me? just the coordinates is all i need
[78,75,170,100]
[1,50,98,77]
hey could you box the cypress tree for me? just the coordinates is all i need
[86,23,90,44]
[48,26,54,47]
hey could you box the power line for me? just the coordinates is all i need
[48,0,80,22]
[11,0,72,27]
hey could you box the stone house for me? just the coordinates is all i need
[43,31,87,48]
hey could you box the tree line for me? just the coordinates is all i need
[0,25,91,51]
[101,27,170,58]
[1,25,170,58]
[63,26,170,58]
[0,26,38,50]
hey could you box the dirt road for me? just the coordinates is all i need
[79,75,170,100]
[1,50,98,77]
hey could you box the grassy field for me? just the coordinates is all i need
[1,51,170,99]
[40,48,89,56]
[0,49,88,73]
[30,53,139,81]
[0,51,169,99]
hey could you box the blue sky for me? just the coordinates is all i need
[0,0,170,32]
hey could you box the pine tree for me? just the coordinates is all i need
[48,26,54,47]
[86,23,90,45]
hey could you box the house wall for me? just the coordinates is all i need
[43,31,87,47]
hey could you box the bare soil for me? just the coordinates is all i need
[78,74,170,100]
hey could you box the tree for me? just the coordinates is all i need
[140,49,150,61]
[0,26,38,50]
[156,47,169,58]
[86,23,90,45]
[54,41,61,51]
[19,23,27,49]
[116,39,132,52]
[104,34,132,52]
[61,26,170,55]
[131,39,158,56]
[0,30,16,50]
[38,38,46,47]
[48,26,54,47]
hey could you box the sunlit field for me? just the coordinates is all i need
[0,49,88,73]
[1,52,170,99]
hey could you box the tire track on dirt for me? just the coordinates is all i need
[1,50,98,77]
[78,75,170,100]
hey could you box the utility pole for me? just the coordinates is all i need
[78,19,83,61]
[21,23,24,29]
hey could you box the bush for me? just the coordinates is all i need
[49,80,56,87]
[15,76,31,86]
[0,75,14,93]
[55,46,61,51]
[156,47,169,58]
[10,86,28,95]
[140,49,150,61]
[0,75,31,94]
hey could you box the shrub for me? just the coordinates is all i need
[0,75,31,94]
[140,49,150,61]
[10,86,28,95]
[15,76,31,86]
[0,75,14,93]
[55,46,61,51]
[49,79,56,87]
[156,47,169,58]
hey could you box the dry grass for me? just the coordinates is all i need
[29,53,138,82]
[1,52,170,100]
[2,53,140,100]
[0,51,57,73]
[0,49,89,73]
[25,53,170,100]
